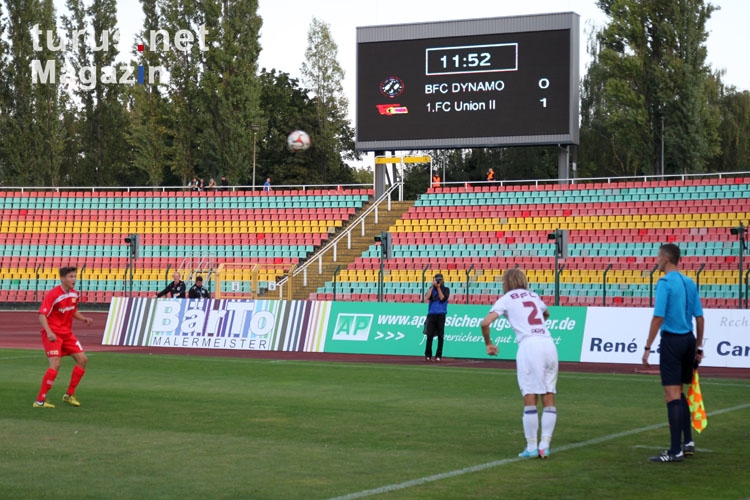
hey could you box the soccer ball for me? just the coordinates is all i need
[287,130,311,152]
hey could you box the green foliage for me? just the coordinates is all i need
[256,69,317,186]
[126,85,170,186]
[580,0,721,176]
[402,147,559,199]
[300,17,358,184]
[2,0,67,186]
[199,0,262,184]
[709,87,750,172]
[59,0,131,186]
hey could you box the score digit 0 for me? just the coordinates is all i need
[539,78,550,108]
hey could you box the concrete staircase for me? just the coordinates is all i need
[291,200,413,300]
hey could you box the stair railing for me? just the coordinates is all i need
[280,182,402,289]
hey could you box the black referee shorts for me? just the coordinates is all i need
[659,331,697,386]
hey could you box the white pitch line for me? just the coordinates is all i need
[0,354,41,361]
[328,403,750,500]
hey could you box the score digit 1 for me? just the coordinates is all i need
[539,77,549,108]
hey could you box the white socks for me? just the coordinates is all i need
[523,405,557,451]
[540,406,557,450]
[523,406,539,451]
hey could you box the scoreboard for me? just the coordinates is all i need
[355,13,579,151]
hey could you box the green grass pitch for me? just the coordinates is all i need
[1,349,748,500]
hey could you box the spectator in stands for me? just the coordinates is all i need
[431,174,441,188]
[480,267,558,459]
[264,177,272,192]
[486,168,496,182]
[641,243,704,463]
[189,177,200,192]
[424,273,449,362]
[199,178,205,190]
[188,276,211,299]
[156,272,186,298]
[207,178,217,190]
[33,266,94,408]
[221,176,229,190]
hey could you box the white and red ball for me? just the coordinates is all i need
[287,130,311,152]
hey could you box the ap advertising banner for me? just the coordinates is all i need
[581,307,750,368]
[324,302,587,361]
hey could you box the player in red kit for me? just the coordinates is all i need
[33,266,93,408]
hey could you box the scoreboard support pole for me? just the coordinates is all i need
[374,150,386,198]
[558,145,570,184]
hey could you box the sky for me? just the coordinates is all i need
[85,0,747,90]
[50,0,749,163]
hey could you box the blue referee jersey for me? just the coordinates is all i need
[654,271,704,334]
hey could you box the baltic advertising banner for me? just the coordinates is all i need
[102,297,332,352]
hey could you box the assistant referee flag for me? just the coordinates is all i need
[688,370,707,433]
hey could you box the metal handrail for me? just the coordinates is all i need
[0,183,374,195]
[279,182,401,288]
[432,171,750,190]
[78,263,87,303]
[696,263,706,294]
[602,264,612,306]
[34,264,42,305]
[421,265,431,302]
[3,171,749,193]
[649,264,660,307]
[465,264,475,304]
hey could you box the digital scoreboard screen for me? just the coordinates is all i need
[355,13,579,151]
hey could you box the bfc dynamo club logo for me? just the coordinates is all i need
[377,76,408,116]
[30,24,210,89]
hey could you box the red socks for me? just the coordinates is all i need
[37,366,86,402]
[37,368,58,402]
[67,365,85,396]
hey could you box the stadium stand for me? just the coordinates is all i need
[0,188,372,304]
[311,177,750,309]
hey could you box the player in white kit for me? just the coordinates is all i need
[481,268,559,459]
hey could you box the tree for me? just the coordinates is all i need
[34,0,67,186]
[200,0,262,185]
[300,17,357,184]
[62,0,130,186]
[580,0,720,176]
[125,0,171,186]
[0,2,12,182]
[708,85,750,172]
[1,0,67,186]
[256,69,317,186]
[159,0,205,186]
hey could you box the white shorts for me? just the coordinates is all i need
[516,336,559,396]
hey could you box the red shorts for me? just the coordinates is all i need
[40,330,84,358]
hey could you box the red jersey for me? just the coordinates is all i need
[39,285,79,336]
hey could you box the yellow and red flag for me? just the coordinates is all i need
[687,370,708,433]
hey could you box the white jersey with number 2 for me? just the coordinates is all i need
[490,288,558,396]
[490,289,551,344]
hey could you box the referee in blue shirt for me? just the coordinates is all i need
[642,243,705,463]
